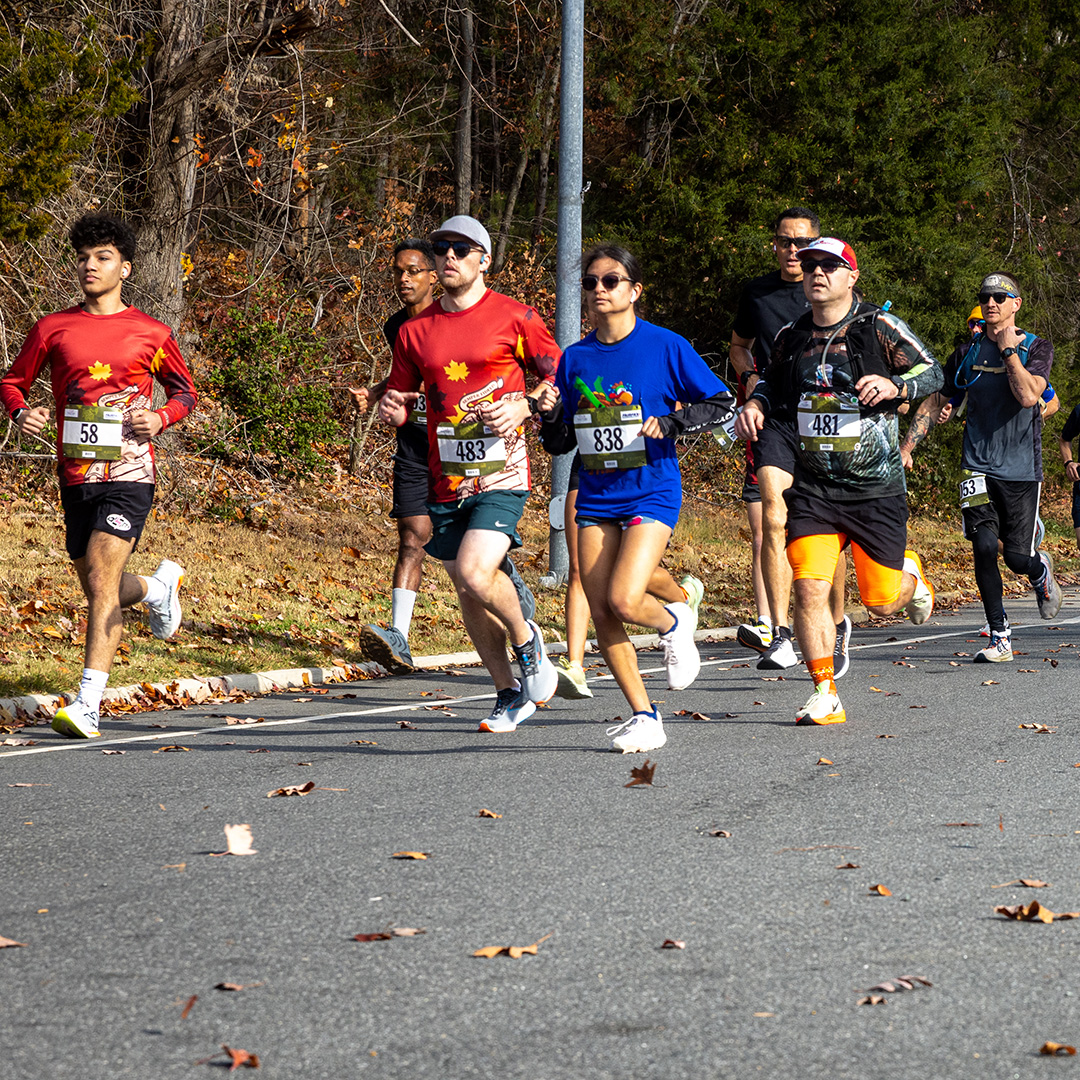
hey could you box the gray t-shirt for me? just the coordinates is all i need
[941,333,1053,481]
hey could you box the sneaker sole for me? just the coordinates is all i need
[833,617,852,680]
[359,626,415,674]
[974,651,1013,663]
[150,570,184,640]
[757,652,799,670]
[905,552,934,625]
[795,705,847,725]
[478,699,537,733]
[51,713,100,739]
[554,669,594,700]
[612,735,667,753]
[736,626,771,654]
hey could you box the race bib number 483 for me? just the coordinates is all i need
[436,420,506,477]
[574,405,647,471]
[61,405,123,460]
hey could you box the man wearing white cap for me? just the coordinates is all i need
[901,272,1061,663]
[378,215,561,732]
[736,237,942,726]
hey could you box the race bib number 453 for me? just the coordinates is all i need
[436,420,506,478]
[574,405,647,471]
[61,405,123,460]
[959,469,990,510]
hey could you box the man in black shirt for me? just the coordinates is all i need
[730,208,850,676]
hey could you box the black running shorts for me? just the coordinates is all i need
[391,422,432,520]
[60,481,155,560]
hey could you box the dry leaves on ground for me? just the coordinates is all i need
[215,981,263,991]
[266,781,315,798]
[991,879,1050,889]
[473,933,551,959]
[868,884,892,896]
[354,927,426,942]
[1019,723,1055,733]
[709,829,732,838]
[994,901,1080,923]
[857,995,888,1005]
[0,934,27,948]
[349,739,377,746]
[101,749,125,755]
[391,851,429,860]
[224,716,264,725]
[152,744,191,753]
[660,939,685,950]
[1040,1043,1077,1055]
[181,994,197,1019]
[816,758,834,766]
[1,737,35,746]
[210,823,256,857]
[868,975,932,993]
[477,809,502,818]
[943,822,980,827]
[673,710,711,720]
[397,720,418,730]
[195,1044,260,1070]
[836,862,860,870]
[625,760,656,787]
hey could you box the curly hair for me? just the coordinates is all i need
[70,213,137,263]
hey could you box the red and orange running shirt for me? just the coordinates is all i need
[387,290,560,502]
[0,305,197,487]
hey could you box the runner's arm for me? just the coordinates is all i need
[539,400,577,456]
[730,331,758,396]
[877,313,943,403]
[1059,432,1080,484]
[653,389,736,437]
[898,391,949,468]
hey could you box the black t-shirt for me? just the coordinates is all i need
[1062,402,1080,446]
[383,308,409,351]
[732,270,812,370]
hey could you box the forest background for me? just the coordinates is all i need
[0,0,1079,693]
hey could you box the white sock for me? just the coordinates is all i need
[391,589,417,637]
[77,668,109,712]
[140,574,168,607]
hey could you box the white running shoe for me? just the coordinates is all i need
[833,615,853,680]
[794,685,846,726]
[513,620,558,704]
[736,619,773,654]
[52,699,101,739]
[1033,551,1062,620]
[979,622,991,637]
[679,575,705,616]
[757,631,798,670]
[903,550,934,625]
[608,709,666,753]
[974,631,1013,663]
[660,602,700,690]
[554,657,593,699]
[147,559,184,639]
[477,683,536,732]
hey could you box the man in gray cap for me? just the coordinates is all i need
[378,215,562,733]
[902,271,1061,663]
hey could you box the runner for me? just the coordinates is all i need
[901,272,1061,663]
[349,239,536,674]
[736,237,941,725]
[378,215,559,732]
[542,244,735,752]
[0,213,197,738]
[729,208,850,676]
[1058,400,1080,552]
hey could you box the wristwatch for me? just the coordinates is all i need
[1001,346,1018,359]
[889,376,908,399]
[527,395,541,415]
[11,408,27,423]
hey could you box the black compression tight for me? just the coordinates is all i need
[971,525,1043,632]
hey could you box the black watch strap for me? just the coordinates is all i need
[11,408,27,422]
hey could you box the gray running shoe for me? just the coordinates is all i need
[360,624,414,674]
[833,615,852,679]
[757,629,798,670]
[974,631,1013,663]
[501,555,536,622]
[1033,551,1062,620]
[513,619,557,704]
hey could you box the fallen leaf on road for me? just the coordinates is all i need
[101,749,125,755]
[948,661,960,667]
[1018,669,1038,673]
[868,884,892,896]
[673,709,712,719]
[954,652,971,657]
[222,1044,260,1070]
[477,809,502,818]
[867,976,932,993]
[397,720,418,730]
[181,994,197,1019]
[224,716,263,725]
[8,782,50,787]
[152,745,191,753]
[761,677,784,682]
[353,931,393,942]
[162,863,186,872]
[266,781,315,798]
[1019,723,1055,733]
[876,734,895,739]
[752,700,764,705]
[349,739,377,746]
[857,995,887,1005]
[943,822,981,827]
[247,748,269,753]
[293,698,312,703]
[625,760,656,787]
[391,851,429,860]
[210,823,256,857]
[215,981,263,991]
[991,879,1050,889]
[1050,659,1059,668]
[816,758,834,766]
[660,939,685,949]
[836,862,860,869]
[981,680,999,685]
[709,829,732,837]
[909,705,927,709]
[391,927,426,937]
[994,901,1080,922]
[869,686,883,693]
[473,933,551,959]
[1,737,35,746]
[1040,1043,1077,1055]
[0,935,27,947]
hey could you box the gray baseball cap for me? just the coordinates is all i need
[430,215,492,254]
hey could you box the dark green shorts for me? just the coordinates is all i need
[425,490,528,562]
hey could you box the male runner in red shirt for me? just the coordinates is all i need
[1,213,197,738]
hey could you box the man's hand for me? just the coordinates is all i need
[476,396,530,438]
[1065,460,1079,483]
[348,386,371,412]
[997,324,1026,353]
[734,400,765,441]
[901,447,914,470]
[14,406,50,437]
[378,388,416,427]
[641,416,665,439]
[130,409,164,440]
[533,382,560,415]
[855,374,899,407]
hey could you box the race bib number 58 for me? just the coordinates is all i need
[61,405,123,460]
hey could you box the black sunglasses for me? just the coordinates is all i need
[977,291,1016,305]
[432,239,482,258]
[581,273,634,291]
[799,257,847,274]
[774,236,816,250]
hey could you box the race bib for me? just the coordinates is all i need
[61,405,123,461]
[959,469,990,510]
[712,407,741,454]
[574,405,647,471]
[797,394,861,451]
[407,391,427,427]
[436,420,506,477]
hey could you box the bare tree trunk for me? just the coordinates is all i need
[454,5,474,216]
[493,146,530,272]
[531,51,560,246]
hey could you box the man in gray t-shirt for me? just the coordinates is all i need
[901,272,1061,663]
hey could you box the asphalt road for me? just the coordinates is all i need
[3,589,1080,1079]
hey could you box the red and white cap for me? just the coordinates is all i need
[798,237,858,271]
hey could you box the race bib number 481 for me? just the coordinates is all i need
[61,405,123,460]
[574,405,647,471]
[436,420,506,477]
[797,394,861,452]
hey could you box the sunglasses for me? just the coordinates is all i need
[774,236,816,250]
[581,273,634,291]
[977,291,1017,305]
[799,258,848,274]
[432,239,483,258]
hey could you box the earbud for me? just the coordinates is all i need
[121,269,128,278]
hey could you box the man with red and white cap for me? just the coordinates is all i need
[735,237,942,725]
[378,215,561,733]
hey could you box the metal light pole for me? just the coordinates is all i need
[541,0,584,588]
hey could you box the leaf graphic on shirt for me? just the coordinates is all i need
[444,360,469,382]
[87,361,112,381]
[150,346,167,373]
